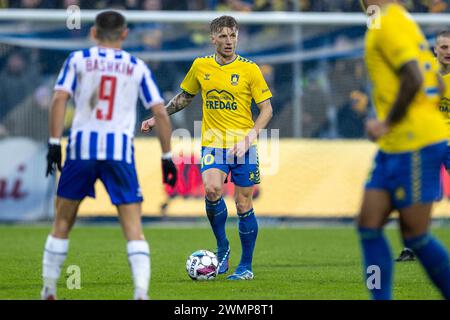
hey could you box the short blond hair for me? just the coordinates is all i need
[210,16,239,34]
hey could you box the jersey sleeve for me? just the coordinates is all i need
[180,59,200,95]
[250,64,273,104]
[139,65,164,109]
[54,52,78,96]
[376,6,420,71]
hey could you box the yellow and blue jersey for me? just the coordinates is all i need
[364,4,447,208]
[439,73,450,134]
[439,73,450,169]
[365,3,447,153]
[180,54,272,148]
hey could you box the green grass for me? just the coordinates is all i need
[0,225,449,300]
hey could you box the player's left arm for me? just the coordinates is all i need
[367,61,423,141]
[230,99,273,158]
[386,60,423,126]
[230,63,273,157]
[248,99,273,143]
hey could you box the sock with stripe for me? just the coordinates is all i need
[205,197,229,252]
[127,240,150,300]
[42,234,69,298]
[357,227,393,300]
[404,233,450,299]
[238,208,258,271]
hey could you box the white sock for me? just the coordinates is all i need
[42,235,69,296]
[127,240,150,300]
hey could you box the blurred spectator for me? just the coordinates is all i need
[228,0,253,11]
[215,0,253,11]
[104,0,127,9]
[187,0,207,10]
[132,0,164,50]
[337,90,369,138]
[20,0,54,9]
[303,73,329,137]
[0,52,39,121]
[124,0,140,9]
[3,83,52,141]
[62,0,81,9]
[313,89,369,139]
[3,0,445,11]
[162,0,188,10]
[329,59,366,109]
[428,0,448,13]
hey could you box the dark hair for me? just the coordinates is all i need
[436,30,450,41]
[95,10,127,42]
[210,15,239,34]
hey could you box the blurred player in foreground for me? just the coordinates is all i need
[396,30,450,262]
[141,16,273,280]
[42,11,176,300]
[358,0,450,299]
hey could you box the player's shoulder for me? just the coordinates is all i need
[442,73,450,98]
[193,54,215,66]
[236,55,256,65]
[118,51,150,74]
[237,55,260,73]
[65,49,86,62]
[382,3,413,25]
[117,49,142,66]
[443,72,450,81]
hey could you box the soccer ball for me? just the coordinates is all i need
[186,250,219,281]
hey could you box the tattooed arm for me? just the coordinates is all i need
[165,91,196,115]
[141,91,195,132]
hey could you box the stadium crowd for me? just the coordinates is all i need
[0,0,446,141]
[0,0,448,12]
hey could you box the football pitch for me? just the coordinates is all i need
[1,224,449,300]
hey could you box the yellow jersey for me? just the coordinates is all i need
[180,54,272,148]
[439,73,450,136]
[365,3,447,152]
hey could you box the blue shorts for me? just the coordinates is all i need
[365,141,447,209]
[200,146,260,187]
[57,160,143,205]
[444,145,450,170]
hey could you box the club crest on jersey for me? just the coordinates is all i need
[231,74,239,86]
[204,74,210,80]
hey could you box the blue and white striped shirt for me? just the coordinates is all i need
[55,46,164,163]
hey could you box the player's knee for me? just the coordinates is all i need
[205,184,222,201]
[400,224,427,239]
[235,199,252,214]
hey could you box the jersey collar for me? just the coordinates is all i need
[214,54,239,67]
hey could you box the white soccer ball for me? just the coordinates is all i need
[186,249,219,281]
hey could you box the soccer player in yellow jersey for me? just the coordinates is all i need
[141,16,273,280]
[396,30,450,263]
[435,30,450,169]
[358,0,450,299]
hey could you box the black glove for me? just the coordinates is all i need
[162,158,177,187]
[46,143,62,177]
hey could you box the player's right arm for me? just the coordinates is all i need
[166,90,196,115]
[141,90,195,133]
[141,59,199,132]
[49,91,70,141]
[46,52,77,176]
[46,90,70,176]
